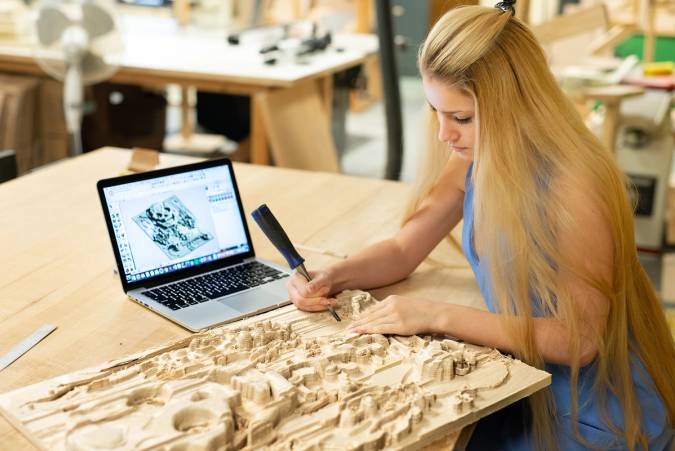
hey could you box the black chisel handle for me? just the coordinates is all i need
[251,204,341,322]
[251,204,305,270]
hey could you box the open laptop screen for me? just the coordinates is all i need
[100,163,251,285]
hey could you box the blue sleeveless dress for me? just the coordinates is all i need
[461,163,673,449]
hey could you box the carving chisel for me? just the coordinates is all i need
[251,204,341,322]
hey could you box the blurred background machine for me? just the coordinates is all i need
[616,90,673,250]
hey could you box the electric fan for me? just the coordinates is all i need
[32,0,123,155]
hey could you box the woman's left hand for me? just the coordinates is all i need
[347,295,444,336]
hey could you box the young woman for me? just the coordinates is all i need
[286,2,674,449]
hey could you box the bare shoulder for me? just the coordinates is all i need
[435,153,472,193]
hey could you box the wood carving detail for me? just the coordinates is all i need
[0,290,550,450]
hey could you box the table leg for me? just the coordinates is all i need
[603,100,621,153]
[255,82,339,172]
[454,423,477,451]
[251,93,270,165]
[180,85,192,140]
[318,75,333,126]
[642,0,656,63]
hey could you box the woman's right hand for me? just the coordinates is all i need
[286,269,337,312]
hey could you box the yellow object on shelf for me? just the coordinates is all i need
[643,61,673,76]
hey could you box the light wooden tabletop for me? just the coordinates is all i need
[0,148,482,449]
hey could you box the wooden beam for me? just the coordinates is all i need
[251,93,270,165]
[589,24,637,55]
[317,74,333,126]
[516,0,530,25]
[180,85,192,140]
[531,4,608,45]
[355,0,373,33]
[642,0,657,63]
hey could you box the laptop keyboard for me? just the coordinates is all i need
[141,262,288,311]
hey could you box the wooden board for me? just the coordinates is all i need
[0,290,550,450]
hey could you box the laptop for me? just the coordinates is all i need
[97,158,291,332]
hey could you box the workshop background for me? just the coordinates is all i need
[0,0,673,336]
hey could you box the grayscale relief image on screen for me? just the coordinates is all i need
[133,195,213,259]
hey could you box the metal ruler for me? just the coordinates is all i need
[0,324,57,371]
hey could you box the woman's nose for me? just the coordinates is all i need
[438,117,459,143]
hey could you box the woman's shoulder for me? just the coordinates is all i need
[437,153,472,193]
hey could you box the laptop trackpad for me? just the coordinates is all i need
[218,288,285,314]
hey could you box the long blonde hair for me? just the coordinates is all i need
[411,5,675,449]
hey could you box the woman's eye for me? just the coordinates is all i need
[454,116,473,124]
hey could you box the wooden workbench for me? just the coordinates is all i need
[0,148,484,449]
[0,13,377,170]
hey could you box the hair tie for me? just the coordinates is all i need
[495,0,516,14]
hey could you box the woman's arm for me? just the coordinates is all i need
[434,305,603,366]
[348,299,598,365]
[350,178,613,367]
[350,285,607,366]
[330,153,469,292]
[287,153,470,311]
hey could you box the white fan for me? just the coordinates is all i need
[32,0,123,154]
